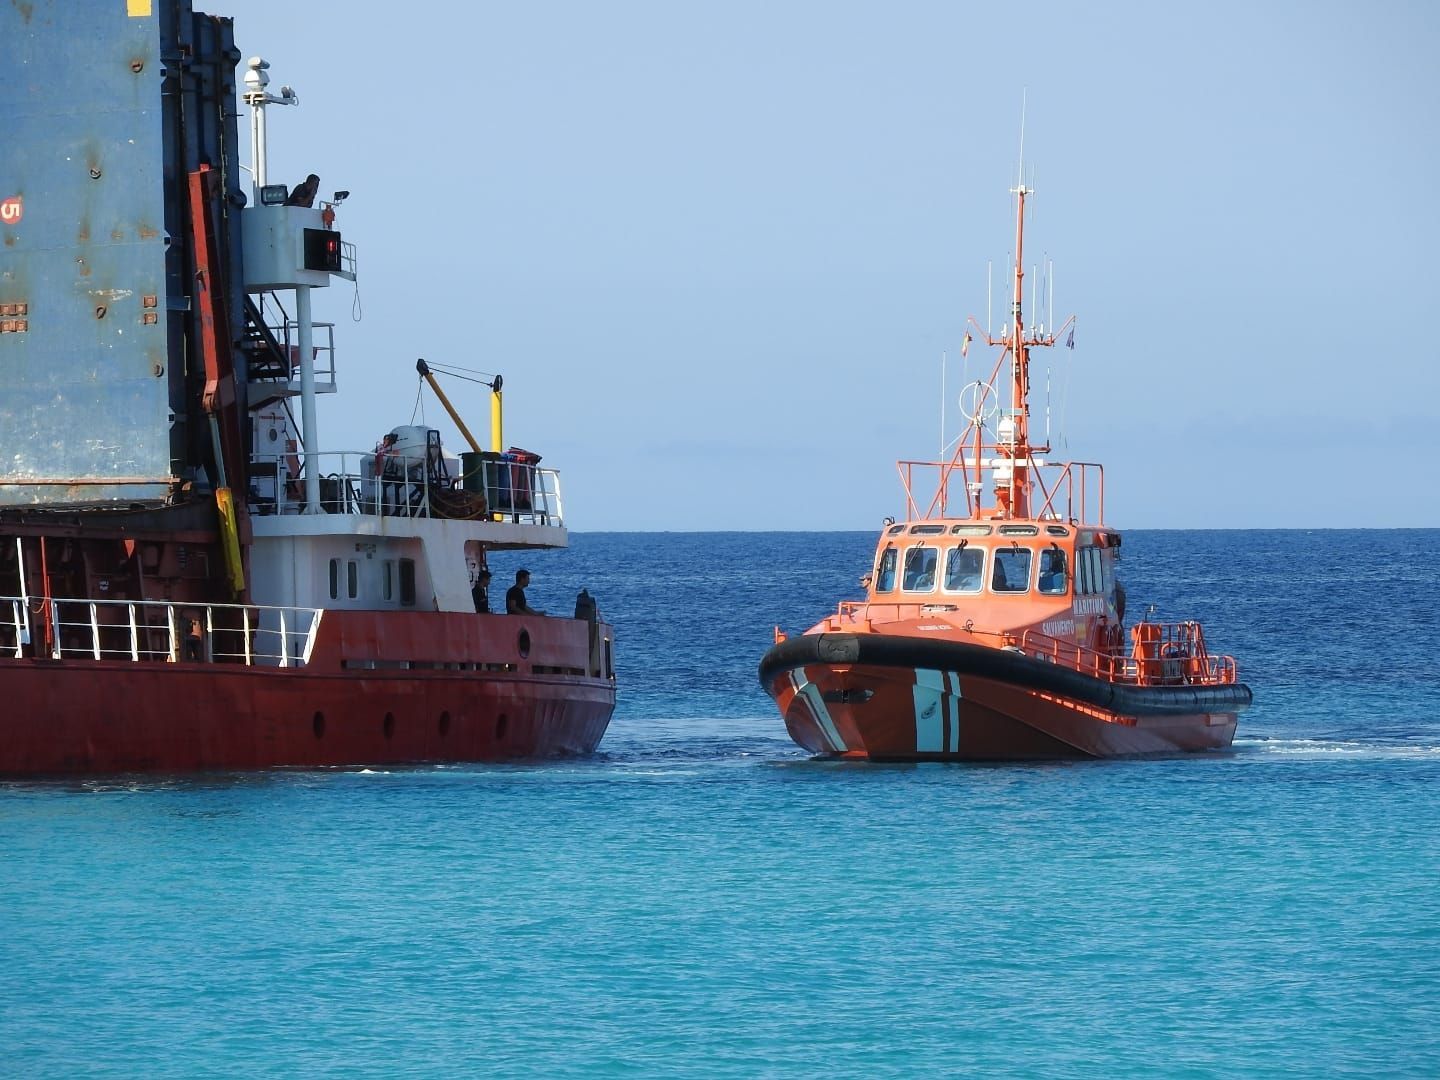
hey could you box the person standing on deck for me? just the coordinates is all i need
[506,569,543,616]
[472,568,492,614]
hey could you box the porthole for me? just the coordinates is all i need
[517,630,530,658]
[496,713,508,741]
[383,712,395,739]
[313,711,325,739]
[439,710,451,737]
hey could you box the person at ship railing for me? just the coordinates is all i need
[472,567,492,614]
[506,569,544,616]
[183,612,205,662]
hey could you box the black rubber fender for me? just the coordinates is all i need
[760,633,1253,717]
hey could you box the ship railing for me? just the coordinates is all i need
[2,597,29,658]
[279,318,338,391]
[248,291,339,394]
[898,456,1105,525]
[1021,622,1240,686]
[0,596,322,668]
[1019,629,1123,681]
[247,450,564,526]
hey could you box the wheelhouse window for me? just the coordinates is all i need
[328,558,340,600]
[874,547,898,592]
[1078,546,1103,595]
[347,560,359,600]
[398,558,417,607]
[943,546,984,593]
[991,547,1032,593]
[902,546,937,592]
[1038,547,1068,595]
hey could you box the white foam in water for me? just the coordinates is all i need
[1237,736,1440,759]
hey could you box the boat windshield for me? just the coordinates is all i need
[992,547,1032,593]
[944,546,984,593]
[1038,548,1068,595]
[874,546,897,592]
[902,546,937,592]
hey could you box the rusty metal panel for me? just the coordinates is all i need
[0,1,174,506]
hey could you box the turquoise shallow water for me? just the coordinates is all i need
[3,531,1438,1077]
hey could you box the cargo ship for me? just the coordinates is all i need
[0,1,615,774]
[759,172,1251,760]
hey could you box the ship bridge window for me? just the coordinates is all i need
[1038,547,1068,595]
[998,524,1039,536]
[399,558,417,607]
[902,546,937,592]
[1078,546,1102,595]
[329,557,361,602]
[951,524,992,536]
[991,547,1032,593]
[874,546,897,592]
[909,524,946,535]
[943,546,984,594]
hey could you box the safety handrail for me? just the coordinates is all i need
[1,597,26,658]
[807,606,1239,687]
[1022,622,1239,686]
[0,596,323,667]
[897,457,1105,525]
[246,449,564,526]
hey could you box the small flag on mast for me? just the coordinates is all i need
[961,332,972,358]
[1065,326,1075,350]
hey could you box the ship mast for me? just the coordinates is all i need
[1001,182,1033,518]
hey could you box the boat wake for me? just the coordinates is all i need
[1234,735,1440,760]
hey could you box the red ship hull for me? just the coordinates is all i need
[760,633,1246,761]
[0,610,616,776]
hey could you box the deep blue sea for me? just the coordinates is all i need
[3,530,1438,1077]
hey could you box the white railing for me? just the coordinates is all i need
[247,292,338,392]
[3,597,28,658]
[280,319,337,390]
[247,449,564,526]
[0,596,323,667]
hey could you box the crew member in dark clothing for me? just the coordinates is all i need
[472,568,492,614]
[286,173,320,207]
[183,614,204,661]
[505,568,543,615]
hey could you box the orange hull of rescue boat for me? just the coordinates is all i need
[759,633,1247,761]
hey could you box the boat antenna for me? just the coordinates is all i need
[1016,89,1027,194]
[1045,366,1051,446]
[986,260,993,338]
[939,350,947,464]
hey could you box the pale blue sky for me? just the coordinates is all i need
[236,0,1440,529]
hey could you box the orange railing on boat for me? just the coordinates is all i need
[1021,622,1239,687]
[813,604,1238,688]
[897,458,1105,525]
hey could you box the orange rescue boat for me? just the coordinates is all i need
[759,178,1251,760]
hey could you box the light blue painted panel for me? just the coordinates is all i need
[0,1,173,505]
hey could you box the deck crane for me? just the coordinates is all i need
[416,358,503,453]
